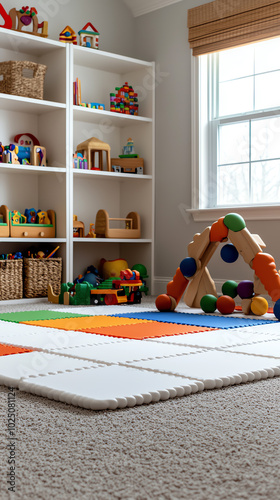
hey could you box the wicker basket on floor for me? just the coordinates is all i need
[24,258,62,298]
[0,259,23,300]
[0,61,47,99]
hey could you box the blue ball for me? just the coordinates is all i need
[273,298,280,320]
[220,243,239,263]
[180,257,197,278]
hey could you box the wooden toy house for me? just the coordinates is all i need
[78,23,99,49]
[59,26,77,44]
[75,137,111,171]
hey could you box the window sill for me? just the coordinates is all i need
[188,205,280,222]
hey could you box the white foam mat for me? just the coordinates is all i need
[0,305,280,410]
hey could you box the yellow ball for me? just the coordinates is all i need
[251,296,268,316]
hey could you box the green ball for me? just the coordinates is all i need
[224,213,246,232]
[200,294,217,313]
[222,280,238,298]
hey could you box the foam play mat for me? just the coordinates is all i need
[0,303,280,410]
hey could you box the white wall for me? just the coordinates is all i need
[134,0,280,294]
[0,0,136,56]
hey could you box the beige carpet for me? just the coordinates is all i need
[0,297,280,499]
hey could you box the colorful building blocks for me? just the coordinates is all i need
[78,22,99,49]
[155,213,280,320]
[110,82,138,115]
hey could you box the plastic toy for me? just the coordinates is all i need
[132,264,149,295]
[75,137,111,172]
[73,152,88,169]
[155,213,280,320]
[0,4,12,29]
[48,269,142,306]
[0,134,47,166]
[78,22,99,49]
[73,215,84,237]
[59,26,77,44]
[100,258,129,279]
[95,209,141,239]
[110,82,138,115]
[9,6,48,38]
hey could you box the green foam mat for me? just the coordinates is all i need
[0,310,89,323]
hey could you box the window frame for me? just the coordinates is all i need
[189,46,280,222]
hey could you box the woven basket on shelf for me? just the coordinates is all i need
[24,258,62,298]
[0,259,23,300]
[0,60,47,100]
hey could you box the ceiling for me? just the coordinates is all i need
[123,0,182,17]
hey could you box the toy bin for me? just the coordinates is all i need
[23,257,62,298]
[0,205,9,237]
[0,61,47,100]
[0,259,23,300]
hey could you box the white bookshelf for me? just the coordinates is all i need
[0,28,155,300]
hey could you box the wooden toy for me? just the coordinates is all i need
[111,158,144,174]
[0,3,12,29]
[85,223,96,238]
[59,26,77,44]
[0,205,9,237]
[2,145,19,164]
[78,23,99,49]
[156,212,280,320]
[95,209,141,239]
[73,215,84,237]
[9,209,56,238]
[75,137,111,172]
[9,7,48,38]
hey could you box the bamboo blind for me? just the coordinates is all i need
[188,0,280,55]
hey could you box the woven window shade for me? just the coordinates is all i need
[188,0,280,56]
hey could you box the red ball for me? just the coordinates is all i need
[216,295,235,314]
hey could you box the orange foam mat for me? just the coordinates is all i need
[81,322,216,340]
[21,316,150,331]
[0,344,33,356]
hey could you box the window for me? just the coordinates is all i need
[195,37,280,210]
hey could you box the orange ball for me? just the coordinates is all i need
[216,295,235,314]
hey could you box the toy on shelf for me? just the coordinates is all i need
[0,4,12,29]
[155,212,280,319]
[73,77,105,109]
[78,22,99,49]
[75,137,111,171]
[95,209,141,239]
[0,205,9,237]
[59,26,77,44]
[110,82,138,115]
[9,208,56,238]
[48,268,142,306]
[73,152,88,169]
[73,215,84,237]
[85,223,96,238]
[8,6,48,37]
[0,135,47,167]
[111,137,144,174]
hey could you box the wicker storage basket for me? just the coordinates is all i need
[0,61,47,100]
[24,258,62,298]
[0,259,23,300]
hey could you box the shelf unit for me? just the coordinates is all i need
[0,28,155,300]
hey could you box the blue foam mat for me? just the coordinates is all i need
[110,311,276,329]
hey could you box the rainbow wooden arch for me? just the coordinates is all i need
[155,213,280,320]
